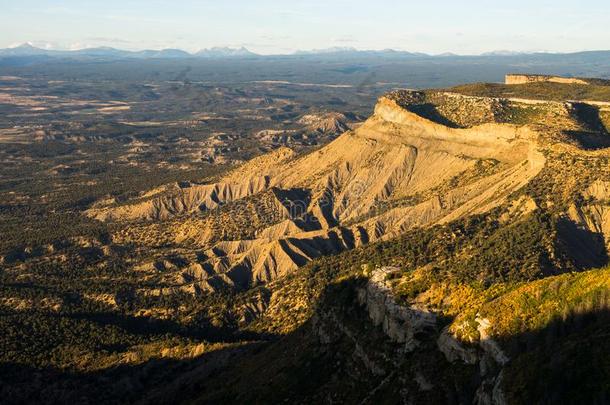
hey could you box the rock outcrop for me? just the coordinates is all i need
[436,317,509,405]
[297,112,351,134]
[505,74,592,85]
[358,267,437,350]
[325,266,511,403]
[568,180,610,251]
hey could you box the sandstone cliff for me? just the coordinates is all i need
[505,74,593,85]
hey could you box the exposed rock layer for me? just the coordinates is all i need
[89,91,560,290]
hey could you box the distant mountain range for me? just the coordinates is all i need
[0,43,258,59]
[293,46,427,57]
[1,43,609,63]
[195,46,256,58]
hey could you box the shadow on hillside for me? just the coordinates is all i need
[1,278,609,405]
[0,342,266,405]
[495,306,610,405]
[557,217,609,269]
[570,103,608,133]
[564,130,610,150]
[406,103,461,128]
[0,279,610,404]
[63,311,265,343]
[562,102,610,150]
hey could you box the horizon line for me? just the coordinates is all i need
[4,42,610,58]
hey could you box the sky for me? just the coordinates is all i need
[1,0,609,55]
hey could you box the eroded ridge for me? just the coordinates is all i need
[85,87,610,293]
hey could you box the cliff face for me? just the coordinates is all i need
[358,267,437,350]
[355,267,509,404]
[505,73,610,87]
[505,74,591,85]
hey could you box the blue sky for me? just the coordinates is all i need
[1,0,609,54]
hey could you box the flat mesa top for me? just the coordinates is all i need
[442,74,610,104]
[383,77,610,139]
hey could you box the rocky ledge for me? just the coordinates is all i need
[357,267,437,350]
[359,267,509,404]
